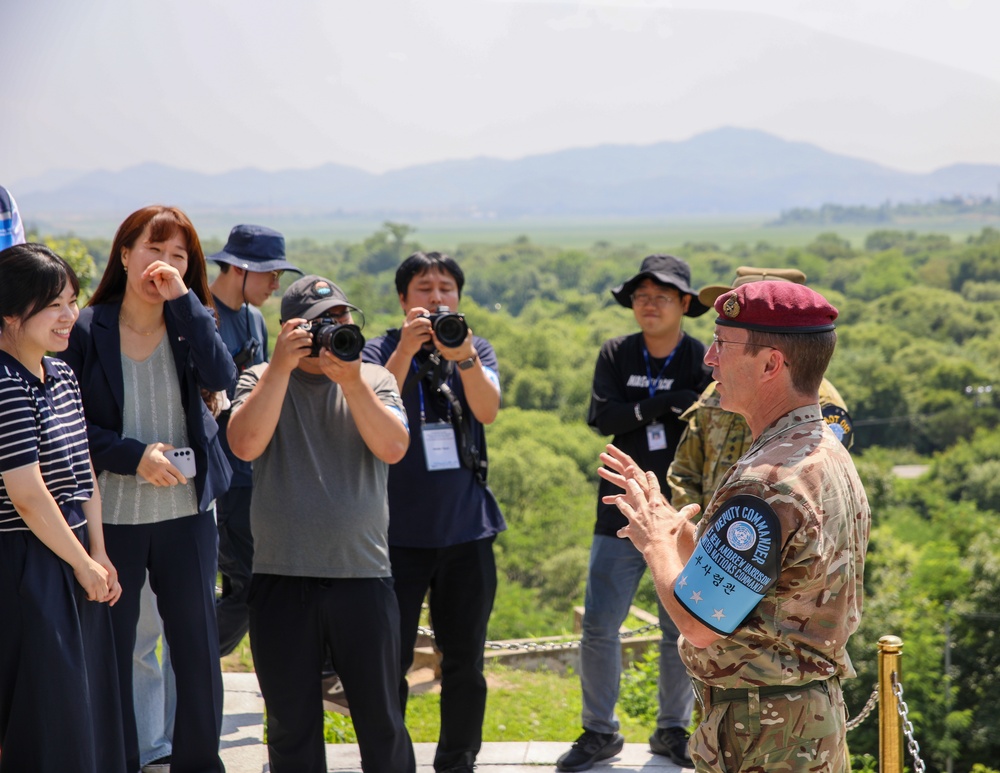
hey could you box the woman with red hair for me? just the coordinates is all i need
[64,206,234,773]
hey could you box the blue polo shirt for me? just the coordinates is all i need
[0,352,93,532]
[362,330,506,548]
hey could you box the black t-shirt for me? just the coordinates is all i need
[587,332,712,536]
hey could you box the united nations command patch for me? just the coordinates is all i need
[674,495,781,635]
[822,405,854,448]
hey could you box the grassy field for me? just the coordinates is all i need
[323,661,657,745]
[32,211,999,248]
[222,627,663,745]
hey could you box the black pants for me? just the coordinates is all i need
[105,513,224,773]
[0,524,126,773]
[391,537,497,772]
[249,574,415,773]
[215,486,253,656]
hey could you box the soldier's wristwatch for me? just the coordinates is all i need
[458,354,479,371]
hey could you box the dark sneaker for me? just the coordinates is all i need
[556,730,625,772]
[649,726,693,767]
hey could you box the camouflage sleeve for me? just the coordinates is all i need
[667,405,707,511]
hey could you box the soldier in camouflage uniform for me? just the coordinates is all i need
[600,281,871,773]
[668,268,854,513]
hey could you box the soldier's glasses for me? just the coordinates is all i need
[711,334,780,352]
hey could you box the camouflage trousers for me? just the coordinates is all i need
[690,678,849,773]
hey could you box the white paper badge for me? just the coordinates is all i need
[646,421,667,451]
[422,422,461,471]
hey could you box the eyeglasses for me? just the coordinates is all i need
[268,270,285,283]
[711,334,779,352]
[631,293,678,308]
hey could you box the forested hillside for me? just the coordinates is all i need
[48,224,1000,772]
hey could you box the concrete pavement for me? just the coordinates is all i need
[221,672,687,772]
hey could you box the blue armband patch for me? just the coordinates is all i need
[822,405,853,447]
[674,494,781,635]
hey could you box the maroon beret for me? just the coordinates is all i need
[714,281,838,333]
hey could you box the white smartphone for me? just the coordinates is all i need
[138,446,197,484]
[164,447,197,479]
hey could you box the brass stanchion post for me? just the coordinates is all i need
[879,635,904,773]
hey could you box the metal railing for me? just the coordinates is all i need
[417,624,926,771]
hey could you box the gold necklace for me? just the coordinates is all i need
[119,312,164,337]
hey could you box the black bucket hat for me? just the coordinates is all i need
[611,254,709,317]
[209,224,302,274]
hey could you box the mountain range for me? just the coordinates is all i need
[16,127,1000,220]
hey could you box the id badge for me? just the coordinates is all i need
[422,422,461,471]
[646,421,667,451]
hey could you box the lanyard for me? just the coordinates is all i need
[642,340,679,399]
[412,359,451,426]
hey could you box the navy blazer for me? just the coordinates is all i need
[63,291,236,514]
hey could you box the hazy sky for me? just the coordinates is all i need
[4,0,999,188]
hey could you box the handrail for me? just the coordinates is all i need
[879,635,904,773]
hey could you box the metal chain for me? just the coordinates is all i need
[417,622,663,653]
[845,684,879,731]
[892,677,927,773]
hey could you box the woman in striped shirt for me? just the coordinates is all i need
[0,243,126,772]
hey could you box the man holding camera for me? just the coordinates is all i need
[227,275,415,773]
[363,251,505,773]
[209,224,301,657]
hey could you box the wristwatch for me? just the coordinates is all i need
[458,354,479,371]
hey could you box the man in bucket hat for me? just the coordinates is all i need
[209,224,302,658]
[601,281,870,772]
[668,267,853,513]
[558,255,712,771]
[227,275,415,773]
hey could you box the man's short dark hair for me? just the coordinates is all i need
[395,251,465,298]
[217,262,232,273]
[745,329,836,395]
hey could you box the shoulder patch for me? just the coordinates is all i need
[674,494,781,635]
[821,405,853,448]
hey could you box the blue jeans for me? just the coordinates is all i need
[134,577,176,766]
[579,534,694,734]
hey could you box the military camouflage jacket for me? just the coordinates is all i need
[667,378,851,512]
[678,405,870,688]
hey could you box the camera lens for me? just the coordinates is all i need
[316,323,365,361]
[431,312,469,348]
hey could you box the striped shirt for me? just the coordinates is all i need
[0,351,94,532]
[97,335,197,525]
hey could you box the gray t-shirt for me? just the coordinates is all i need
[232,362,406,579]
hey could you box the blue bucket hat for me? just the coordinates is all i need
[209,224,302,274]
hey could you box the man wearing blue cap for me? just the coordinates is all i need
[209,224,301,656]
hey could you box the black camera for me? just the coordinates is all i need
[425,306,468,349]
[303,317,366,361]
[232,338,260,372]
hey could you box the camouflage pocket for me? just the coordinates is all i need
[716,683,849,773]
